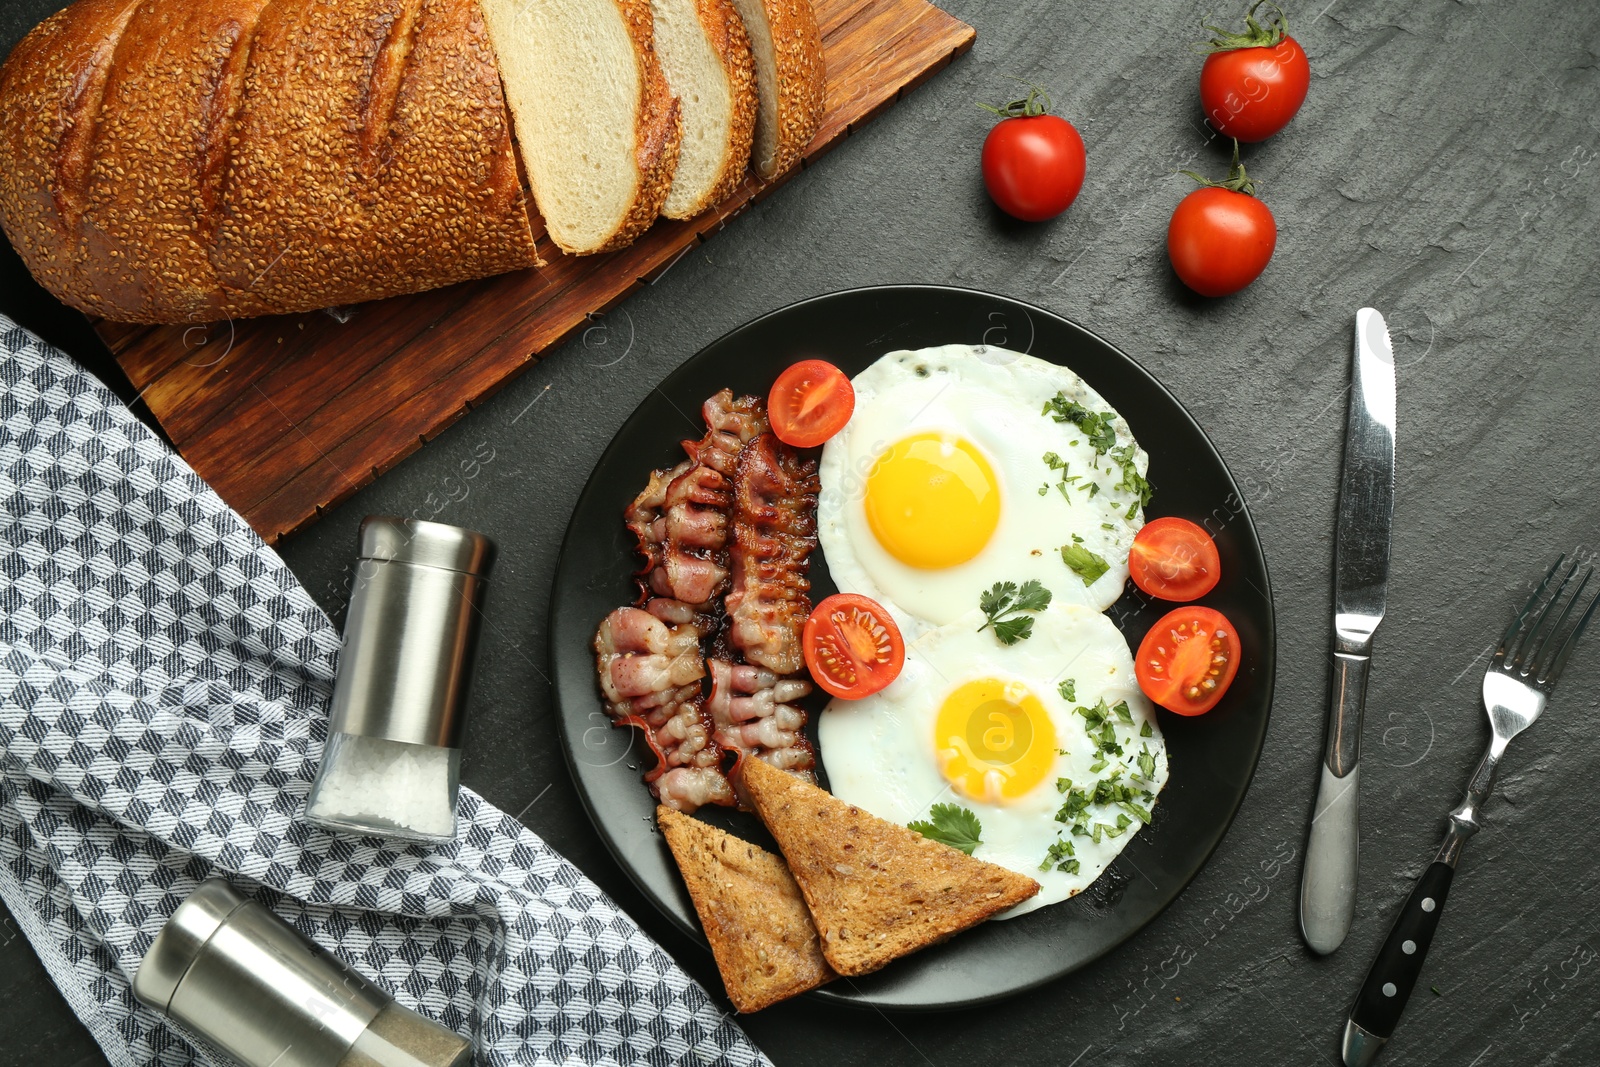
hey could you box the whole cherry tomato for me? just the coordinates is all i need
[979,85,1085,222]
[1167,143,1276,297]
[1198,2,1310,142]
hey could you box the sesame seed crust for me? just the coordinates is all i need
[0,0,540,323]
[750,0,824,180]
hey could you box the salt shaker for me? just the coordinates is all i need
[306,517,495,843]
[133,879,472,1067]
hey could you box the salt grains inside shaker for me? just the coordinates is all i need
[306,517,494,844]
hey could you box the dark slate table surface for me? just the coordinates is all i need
[5,1,1600,1064]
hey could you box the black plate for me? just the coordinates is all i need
[549,285,1275,1010]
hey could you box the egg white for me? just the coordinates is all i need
[817,603,1169,918]
[816,344,1148,638]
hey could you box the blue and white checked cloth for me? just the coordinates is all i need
[0,316,767,1067]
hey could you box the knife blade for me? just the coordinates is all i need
[1299,307,1396,955]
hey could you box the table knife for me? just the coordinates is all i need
[1299,307,1396,955]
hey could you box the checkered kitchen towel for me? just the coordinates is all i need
[0,316,767,1067]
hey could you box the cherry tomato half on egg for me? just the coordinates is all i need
[803,593,905,700]
[769,359,855,448]
[1135,606,1241,716]
[1129,517,1222,602]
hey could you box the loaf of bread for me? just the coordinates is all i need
[0,0,826,323]
[0,0,540,323]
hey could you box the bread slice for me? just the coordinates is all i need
[651,0,757,218]
[658,806,834,1011]
[480,0,682,254]
[725,0,825,180]
[741,756,1039,977]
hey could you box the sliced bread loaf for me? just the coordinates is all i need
[651,0,757,219]
[481,0,682,254]
[726,0,824,180]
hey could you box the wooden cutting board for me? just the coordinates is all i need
[94,0,974,544]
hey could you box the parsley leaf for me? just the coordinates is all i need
[1140,721,1154,738]
[1060,544,1110,586]
[907,803,983,855]
[1137,744,1157,781]
[1058,678,1076,702]
[977,579,1053,645]
[1042,394,1118,456]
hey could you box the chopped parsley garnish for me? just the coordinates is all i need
[1056,776,1074,793]
[1074,700,1125,757]
[1060,544,1110,586]
[1058,678,1076,702]
[1041,838,1080,874]
[1110,443,1153,519]
[1137,744,1157,781]
[907,804,983,855]
[1140,721,1154,738]
[1042,394,1118,456]
[1120,800,1154,824]
[978,579,1052,645]
[1055,787,1092,824]
[1112,700,1134,724]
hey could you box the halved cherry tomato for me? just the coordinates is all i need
[769,359,854,448]
[803,593,904,699]
[1135,606,1241,716]
[1129,517,1222,602]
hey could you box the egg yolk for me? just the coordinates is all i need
[863,433,1000,569]
[934,678,1057,803]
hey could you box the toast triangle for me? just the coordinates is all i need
[740,757,1040,977]
[658,806,834,1011]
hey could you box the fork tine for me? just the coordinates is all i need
[1499,555,1566,668]
[1537,574,1600,686]
[1529,566,1592,676]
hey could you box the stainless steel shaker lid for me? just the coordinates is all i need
[359,517,495,576]
[131,879,249,1013]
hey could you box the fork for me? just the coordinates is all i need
[1341,556,1600,1067]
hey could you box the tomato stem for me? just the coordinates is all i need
[1195,0,1288,54]
[977,81,1053,119]
[1179,139,1260,196]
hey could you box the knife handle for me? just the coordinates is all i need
[1300,760,1360,955]
[1342,861,1455,1067]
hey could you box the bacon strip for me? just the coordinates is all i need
[598,396,823,812]
[624,390,767,609]
[713,432,821,797]
[724,433,820,675]
[593,600,733,811]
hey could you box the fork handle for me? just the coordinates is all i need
[1342,861,1455,1066]
[1341,736,1506,1066]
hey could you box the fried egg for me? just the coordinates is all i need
[816,345,1149,636]
[817,603,1169,917]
